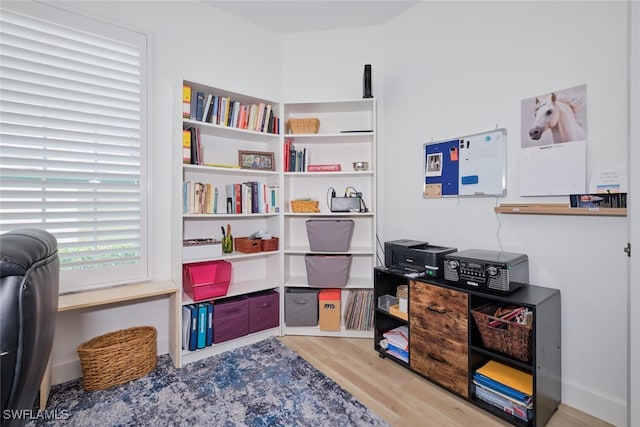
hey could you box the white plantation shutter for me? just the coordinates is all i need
[0,3,150,292]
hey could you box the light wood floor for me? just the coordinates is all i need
[279,335,613,427]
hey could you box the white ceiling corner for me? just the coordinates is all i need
[201,1,419,34]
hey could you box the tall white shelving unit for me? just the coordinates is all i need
[172,80,283,367]
[281,99,377,338]
[172,81,378,366]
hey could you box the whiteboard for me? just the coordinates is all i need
[424,128,506,197]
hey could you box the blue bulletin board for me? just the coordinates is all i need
[423,128,507,198]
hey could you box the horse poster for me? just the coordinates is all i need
[519,84,587,196]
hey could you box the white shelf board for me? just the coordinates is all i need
[284,277,373,288]
[283,326,373,338]
[180,328,280,365]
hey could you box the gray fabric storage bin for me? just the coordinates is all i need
[285,288,319,326]
[304,254,352,287]
[305,219,354,252]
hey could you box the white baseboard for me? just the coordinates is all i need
[51,336,170,386]
[562,378,627,426]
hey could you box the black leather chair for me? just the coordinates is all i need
[1,229,59,425]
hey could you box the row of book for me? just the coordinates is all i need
[569,192,627,208]
[343,289,374,331]
[284,139,307,172]
[473,360,534,422]
[183,85,280,134]
[183,127,202,165]
[183,181,280,215]
[283,139,342,172]
[182,302,213,351]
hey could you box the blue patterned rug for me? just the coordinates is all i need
[30,337,389,426]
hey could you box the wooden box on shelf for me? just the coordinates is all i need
[234,237,261,253]
[261,237,279,252]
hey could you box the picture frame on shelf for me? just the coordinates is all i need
[238,150,275,171]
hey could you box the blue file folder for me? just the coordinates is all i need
[206,302,214,347]
[197,303,207,349]
[188,304,198,351]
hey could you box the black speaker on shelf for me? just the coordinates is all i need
[363,64,372,98]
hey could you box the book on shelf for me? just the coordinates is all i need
[219,97,229,127]
[569,192,627,208]
[195,91,205,122]
[255,102,265,132]
[182,130,191,164]
[307,164,341,172]
[202,94,213,123]
[262,104,272,132]
[182,84,192,119]
[212,95,220,125]
[183,182,216,214]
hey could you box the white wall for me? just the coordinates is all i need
[281,2,629,426]
[40,0,282,384]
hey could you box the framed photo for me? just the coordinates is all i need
[238,150,275,171]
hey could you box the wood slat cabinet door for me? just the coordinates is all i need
[409,280,469,398]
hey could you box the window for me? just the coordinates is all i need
[0,3,150,293]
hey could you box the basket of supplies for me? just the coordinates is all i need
[471,304,533,362]
[287,118,320,134]
[77,326,157,391]
[290,199,320,213]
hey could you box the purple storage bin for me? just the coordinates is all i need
[304,254,352,287]
[249,290,279,334]
[213,295,249,344]
[305,220,354,252]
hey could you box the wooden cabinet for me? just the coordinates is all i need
[410,280,468,397]
[374,267,561,427]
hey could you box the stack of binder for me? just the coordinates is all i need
[472,360,534,422]
[382,325,408,363]
[182,302,214,351]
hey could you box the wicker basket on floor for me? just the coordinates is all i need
[77,326,157,391]
[287,118,320,134]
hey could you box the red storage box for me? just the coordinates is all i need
[182,260,231,302]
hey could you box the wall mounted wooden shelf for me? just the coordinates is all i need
[495,203,627,217]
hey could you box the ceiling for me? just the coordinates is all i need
[203,1,419,34]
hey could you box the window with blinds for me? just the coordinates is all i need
[0,3,149,293]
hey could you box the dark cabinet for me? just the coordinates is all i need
[374,267,561,427]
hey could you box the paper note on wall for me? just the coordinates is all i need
[519,141,587,196]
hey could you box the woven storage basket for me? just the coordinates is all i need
[261,237,279,252]
[234,237,261,253]
[471,304,532,362]
[77,326,157,391]
[288,118,320,134]
[291,200,320,213]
